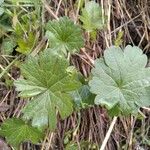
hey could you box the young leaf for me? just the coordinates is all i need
[89,45,150,115]
[16,32,36,54]
[80,1,106,33]
[0,118,43,147]
[1,38,16,55]
[13,12,39,54]
[46,17,84,54]
[71,85,95,108]
[14,50,81,130]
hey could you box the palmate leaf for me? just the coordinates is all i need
[80,1,106,33]
[14,50,81,130]
[0,118,43,148]
[89,45,150,115]
[46,17,84,54]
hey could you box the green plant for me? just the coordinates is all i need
[46,17,84,55]
[0,0,4,16]
[89,45,150,115]
[13,12,40,54]
[0,118,43,149]
[89,45,150,150]
[0,1,150,149]
[80,1,106,39]
[14,50,81,130]
[1,37,15,55]
[0,50,82,148]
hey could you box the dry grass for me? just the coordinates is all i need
[1,0,150,150]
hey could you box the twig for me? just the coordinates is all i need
[75,0,81,23]
[42,0,59,20]
[142,107,150,112]
[0,56,20,80]
[100,116,117,150]
[56,0,63,16]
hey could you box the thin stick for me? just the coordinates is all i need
[100,116,117,150]
[0,56,20,80]
[75,0,81,23]
[42,0,59,20]
[56,0,63,16]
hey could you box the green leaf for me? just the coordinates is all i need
[0,0,4,16]
[1,38,16,55]
[89,45,150,115]
[13,12,39,54]
[0,7,4,16]
[46,17,84,54]
[114,31,124,47]
[0,0,4,6]
[16,32,35,54]
[0,118,43,147]
[80,1,106,33]
[71,85,95,108]
[65,141,97,150]
[14,50,81,130]
[7,0,40,3]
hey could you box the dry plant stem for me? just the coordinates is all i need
[128,116,136,150]
[56,0,63,16]
[100,116,117,150]
[0,56,20,80]
[42,0,59,20]
[75,0,81,23]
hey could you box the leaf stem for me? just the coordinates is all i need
[100,116,117,150]
[0,56,20,79]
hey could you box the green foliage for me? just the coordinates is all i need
[14,50,81,130]
[80,1,106,38]
[65,141,97,150]
[89,45,150,115]
[13,12,39,54]
[114,31,124,47]
[1,38,16,55]
[0,118,43,148]
[7,0,41,4]
[74,0,84,9]
[46,17,84,54]
[71,85,95,108]
[0,0,4,16]
[0,12,13,38]
[2,0,149,148]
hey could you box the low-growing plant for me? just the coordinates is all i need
[0,118,44,149]
[80,1,106,39]
[89,45,150,149]
[1,44,150,150]
[89,45,150,115]
[1,1,150,150]
[14,50,82,130]
[46,16,84,55]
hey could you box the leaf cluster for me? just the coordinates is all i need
[1,1,150,149]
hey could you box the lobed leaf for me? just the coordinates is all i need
[89,45,150,115]
[46,17,84,54]
[80,1,106,33]
[14,50,81,130]
[0,118,43,147]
